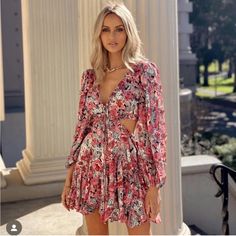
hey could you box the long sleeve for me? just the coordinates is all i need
[65,70,92,169]
[140,62,167,189]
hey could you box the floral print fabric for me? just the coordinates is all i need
[65,60,167,228]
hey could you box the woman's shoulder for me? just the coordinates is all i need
[79,68,96,89]
[137,60,158,70]
[82,68,95,78]
[81,68,96,82]
[134,59,160,78]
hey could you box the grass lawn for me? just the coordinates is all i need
[196,76,234,98]
[196,60,235,98]
[200,60,229,73]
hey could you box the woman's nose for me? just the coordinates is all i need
[108,31,116,39]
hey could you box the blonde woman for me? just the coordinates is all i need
[61,1,167,235]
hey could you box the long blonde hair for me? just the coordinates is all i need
[90,1,147,86]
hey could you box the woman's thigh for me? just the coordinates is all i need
[126,220,151,235]
[84,209,109,235]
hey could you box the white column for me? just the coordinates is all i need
[17,0,81,184]
[78,0,108,70]
[125,0,190,235]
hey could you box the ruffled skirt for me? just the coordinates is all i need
[66,125,162,228]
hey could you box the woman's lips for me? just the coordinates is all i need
[108,43,118,47]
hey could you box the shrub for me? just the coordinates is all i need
[181,132,236,170]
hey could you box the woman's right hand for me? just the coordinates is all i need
[61,164,75,211]
[61,185,71,211]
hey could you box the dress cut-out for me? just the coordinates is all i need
[65,60,167,228]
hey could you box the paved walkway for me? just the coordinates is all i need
[196,85,225,95]
[0,195,206,235]
[0,195,83,235]
[194,92,236,138]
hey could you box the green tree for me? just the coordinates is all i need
[190,0,236,92]
[211,42,225,72]
[217,0,236,92]
[190,0,221,86]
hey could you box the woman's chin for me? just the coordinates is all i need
[107,49,122,54]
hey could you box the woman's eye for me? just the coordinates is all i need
[116,28,124,32]
[102,28,109,32]
[102,28,124,33]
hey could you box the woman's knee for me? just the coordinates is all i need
[84,209,109,235]
[126,220,151,235]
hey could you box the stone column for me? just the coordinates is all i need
[124,0,190,235]
[78,0,190,235]
[178,0,197,91]
[17,0,81,184]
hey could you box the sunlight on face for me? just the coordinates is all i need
[100,13,127,54]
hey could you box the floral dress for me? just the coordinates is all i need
[65,60,167,228]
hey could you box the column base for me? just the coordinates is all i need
[0,154,7,188]
[16,149,66,185]
[179,222,191,235]
[1,171,7,188]
[180,58,197,89]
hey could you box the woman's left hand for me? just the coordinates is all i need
[145,186,161,221]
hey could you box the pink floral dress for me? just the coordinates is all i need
[65,60,167,228]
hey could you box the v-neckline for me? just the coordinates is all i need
[96,67,133,107]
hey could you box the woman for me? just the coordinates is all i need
[61,1,167,235]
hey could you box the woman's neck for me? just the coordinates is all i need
[108,52,124,68]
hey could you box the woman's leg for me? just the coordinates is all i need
[126,221,151,235]
[84,209,109,235]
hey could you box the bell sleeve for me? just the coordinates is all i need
[65,70,91,169]
[140,62,167,189]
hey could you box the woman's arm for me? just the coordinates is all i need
[64,163,75,186]
[140,62,167,190]
[65,70,91,169]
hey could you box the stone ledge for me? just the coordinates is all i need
[182,154,236,200]
[1,167,65,202]
[182,155,221,174]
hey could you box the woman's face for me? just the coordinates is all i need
[100,13,127,54]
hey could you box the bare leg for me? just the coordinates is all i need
[84,209,109,235]
[126,220,151,235]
